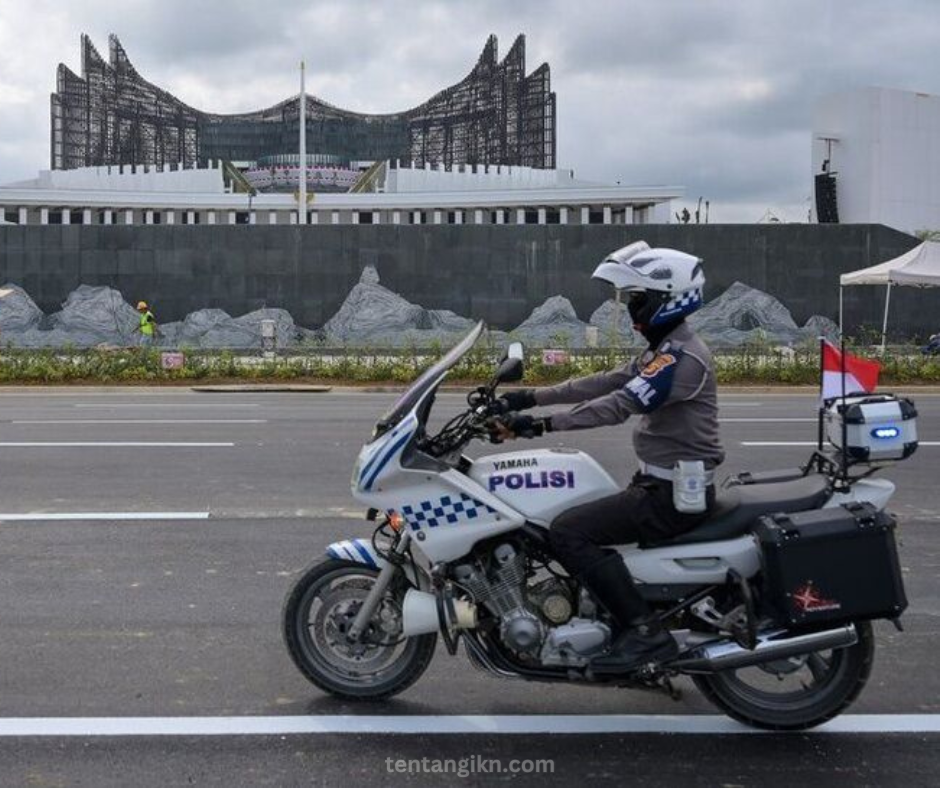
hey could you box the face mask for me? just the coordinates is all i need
[627,291,653,326]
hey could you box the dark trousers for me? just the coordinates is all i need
[548,473,716,577]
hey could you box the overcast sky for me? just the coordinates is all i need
[1,0,938,221]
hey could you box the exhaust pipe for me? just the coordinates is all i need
[673,624,858,673]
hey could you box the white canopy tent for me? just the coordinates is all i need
[839,240,940,350]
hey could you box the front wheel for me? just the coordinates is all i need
[692,621,875,730]
[282,558,437,700]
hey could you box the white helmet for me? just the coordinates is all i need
[592,242,706,326]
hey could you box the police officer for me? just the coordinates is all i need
[492,243,724,672]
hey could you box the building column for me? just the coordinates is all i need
[227,211,236,225]
[412,211,422,224]
[144,210,154,225]
[433,210,443,224]
[103,209,113,225]
[166,211,175,225]
[496,209,505,225]
[40,208,49,225]
[474,209,483,224]
[82,209,92,225]
[603,206,612,225]
[560,207,569,225]
[61,209,71,225]
[537,207,547,225]
[18,207,27,225]
[125,209,134,225]
[207,211,216,225]
[289,212,297,225]
[249,212,257,225]
[392,210,401,225]
[331,211,340,225]
[454,210,463,225]
[622,205,634,224]
[372,211,380,224]
[581,206,589,224]
[516,208,525,225]
[352,211,360,225]
[268,211,277,225]
[309,211,319,224]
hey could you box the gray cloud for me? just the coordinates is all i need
[1,0,938,221]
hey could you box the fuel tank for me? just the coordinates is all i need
[468,448,620,525]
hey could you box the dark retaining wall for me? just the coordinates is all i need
[0,223,930,337]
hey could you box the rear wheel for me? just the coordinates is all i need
[282,559,437,700]
[693,621,875,730]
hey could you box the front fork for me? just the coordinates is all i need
[347,530,412,642]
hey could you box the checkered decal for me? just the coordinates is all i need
[665,287,702,312]
[400,493,497,531]
[656,287,703,323]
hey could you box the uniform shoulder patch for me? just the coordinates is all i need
[624,347,685,412]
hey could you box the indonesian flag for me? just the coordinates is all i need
[821,341,881,401]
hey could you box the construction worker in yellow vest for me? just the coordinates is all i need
[136,301,157,347]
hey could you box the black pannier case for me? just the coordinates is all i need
[756,502,907,627]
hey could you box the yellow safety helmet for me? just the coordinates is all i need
[136,301,148,310]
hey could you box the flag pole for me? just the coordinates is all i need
[298,60,307,225]
[840,336,848,482]
[817,337,825,453]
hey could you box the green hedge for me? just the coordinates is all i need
[0,345,938,385]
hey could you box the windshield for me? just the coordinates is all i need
[375,321,485,434]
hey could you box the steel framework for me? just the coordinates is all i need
[51,34,556,171]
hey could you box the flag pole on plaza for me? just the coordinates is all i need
[298,60,307,225]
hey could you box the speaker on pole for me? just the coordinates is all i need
[815,173,839,223]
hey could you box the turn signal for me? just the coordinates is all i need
[387,511,406,532]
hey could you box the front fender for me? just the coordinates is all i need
[326,538,385,569]
[325,537,424,588]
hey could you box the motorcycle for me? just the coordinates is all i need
[283,322,911,730]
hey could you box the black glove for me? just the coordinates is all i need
[500,413,552,439]
[496,389,537,414]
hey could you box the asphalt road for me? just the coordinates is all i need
[0,387,936,786]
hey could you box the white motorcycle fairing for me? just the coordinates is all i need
[467,448,619,526]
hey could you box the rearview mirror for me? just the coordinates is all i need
[498,341,525,364]
[493,356,524,385]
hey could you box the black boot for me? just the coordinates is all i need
[579,554,678,674]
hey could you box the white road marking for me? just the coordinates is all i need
[0,512,209,521]
[721,418,816,423]
[742,441,940,447]
[75,404,259,408]
[0,714,935,737]
[11,419,267,424]
[0,442,234,447]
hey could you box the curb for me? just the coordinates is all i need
[190,384,333,393]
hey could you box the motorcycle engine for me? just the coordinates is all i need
[453,543,545,655]
[453,543,606,664]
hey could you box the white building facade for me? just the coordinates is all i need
[0,161,680,228]
[812,87,940,234]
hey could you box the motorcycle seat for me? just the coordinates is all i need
[652,474,831,546]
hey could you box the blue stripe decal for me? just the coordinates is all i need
[352,540,377,568]
[326,547,341,561]
[363,430,413,491]
[358,442,386,484]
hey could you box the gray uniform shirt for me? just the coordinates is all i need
[533,322,725,470]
